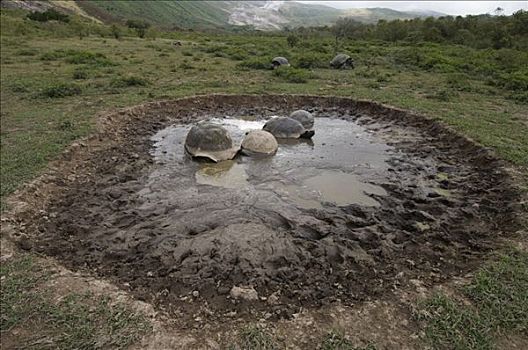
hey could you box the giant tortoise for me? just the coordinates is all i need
[241,130,278,156]
[330,54,354,69]
[184,123,239,162]
[263,117,313,139]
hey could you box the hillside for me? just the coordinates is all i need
[1,0,445,30]
[343,7,419,23]
[74,1,242,30]
[75,1,443,30]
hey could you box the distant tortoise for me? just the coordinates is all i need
[263,117,313,139]
[241,130,278,156]
[330,54,354,69]
[271,56,290,69]
[289,110,314,130]
[184,123,239,162]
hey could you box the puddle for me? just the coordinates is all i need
[195,161,248,189]
[283,171,388,209]
[149,116,392,209]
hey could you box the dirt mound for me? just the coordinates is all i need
[5,95,520,321]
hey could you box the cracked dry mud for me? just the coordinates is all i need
[7,95,520,325]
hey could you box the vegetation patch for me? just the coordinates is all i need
[272,66,315,83]
[40,82,82,98]
[179,61,195,70]
[320,330,377,350]
[488,70,528,92]
[111,75,149,88]
[0,255,151,349]
[234,325,279,350]
[27,9,69,23]
[426,89,459,102]
[295,52,330,69]
[15,49,38,56]
[72,68,89,80]
[446,73,473,92]
[237,57,272,70]
[417,250,528,350]
[40,49,114,67]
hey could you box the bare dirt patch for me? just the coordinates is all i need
[3,95,521,340]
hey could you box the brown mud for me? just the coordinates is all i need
[4,95,520,331]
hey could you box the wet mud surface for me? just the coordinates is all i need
[8,95,519,322]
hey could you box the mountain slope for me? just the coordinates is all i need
[76,0,244,29]
[2,0,446,30]
[228,1,343,29]
[343,7,419,23]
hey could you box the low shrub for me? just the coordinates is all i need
[72,69,88,80]
[237,57,271,70]
[40,83,81,98]
[15,49,37,56]
[427,89,459,101]
[27,9,69,23]
[40,50,114,67]
[295,53,328,69]
[65,51,113,66]
[203,45,227,54]
[446,73,473,91]
[287,34,299,48]
[110,75,149,88]
[226,48,248,61]
[179,61,195,70]
[272,67,314,83]
[509,91,528,103]
[488,70,528,92]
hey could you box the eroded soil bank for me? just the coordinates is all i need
[4,95,520,328]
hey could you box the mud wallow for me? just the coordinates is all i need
[3,95,521,323]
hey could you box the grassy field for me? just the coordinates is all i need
[1,9,527,349]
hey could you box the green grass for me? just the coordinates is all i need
[417,250,528,349]
[40,82,82,98]
[234,325,279,350]
[0,255,151,349]
[320,330,377,350]
[110,74,149,88]
[272,66,316,83]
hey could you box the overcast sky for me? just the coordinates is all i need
[296,1,527,15]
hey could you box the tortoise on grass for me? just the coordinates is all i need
[271,57,290,69]
[330,54,354,69]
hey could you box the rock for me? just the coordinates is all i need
[267,291,280,305]
[414,222,430,232]
[230,285,259,301]
[217,286,230,295]
[18,238,32,251]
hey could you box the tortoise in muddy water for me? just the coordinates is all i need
[184,123,239,162]
[330,54,354,69]
[289,110,315,131]
[241,130,278,156]
[271,56,290,69]
[263,117,313,139]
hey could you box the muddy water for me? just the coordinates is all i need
[150,117,391,210]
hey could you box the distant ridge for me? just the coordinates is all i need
[1,0,446,30]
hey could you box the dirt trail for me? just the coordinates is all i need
[2,95,521,348]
